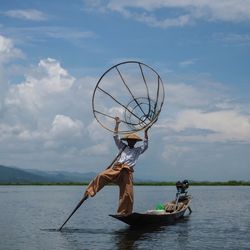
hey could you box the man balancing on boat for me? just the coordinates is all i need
[84,116,150,215]
[58,116,151,230]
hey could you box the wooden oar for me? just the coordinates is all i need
[58,145,126,231]
[58,194,88,231]
[105,144,126,170]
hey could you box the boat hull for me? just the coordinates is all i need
[109,200,191,227]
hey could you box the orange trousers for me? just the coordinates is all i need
[85,164,134,215]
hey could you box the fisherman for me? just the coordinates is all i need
[84,116,150,215]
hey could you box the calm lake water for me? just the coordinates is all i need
[0,185,250,250]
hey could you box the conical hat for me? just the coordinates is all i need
[121,133,142,141]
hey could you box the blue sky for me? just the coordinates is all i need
[0,0,250,181]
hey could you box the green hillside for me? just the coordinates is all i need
[0,165,50,183]
[0,165,96,184]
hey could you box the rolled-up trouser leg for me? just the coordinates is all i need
[85,167,120,197]
[117,167,134,215]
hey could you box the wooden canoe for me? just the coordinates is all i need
[110,196,192,227]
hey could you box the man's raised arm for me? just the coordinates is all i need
[113,117,124,149]
[114,117,120,134]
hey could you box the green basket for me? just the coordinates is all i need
[155,203,165,210]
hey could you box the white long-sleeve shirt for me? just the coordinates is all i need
[113,134,148,168]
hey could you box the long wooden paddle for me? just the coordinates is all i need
[58,194,88,231]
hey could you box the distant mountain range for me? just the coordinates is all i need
[0,165,153,184]
[1,165,248,185]
[0,165,97,184]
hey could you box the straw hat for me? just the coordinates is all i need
[121,133,142,141]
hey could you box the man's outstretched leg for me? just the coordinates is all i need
[84,166,121,197]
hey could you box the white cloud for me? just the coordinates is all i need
[0,53,94,150]
[179,59,197,67]
[84,0,250,28]
[119,9,192,28]
[51,115,83,138]
[214,33,250,46]
[156,77,250,144]
[0,123,22,140]
[3,58,76,130]
[87,119,109,142]
[166,109,250,143]
[0,35,24,63]
[166,82,221,108]
[43,115,84,150]
[4,9,47,21]
[0,35,24,120]
[82,143,109,156]
[2,26,96,46]
[34,58,75,93]
[162,145,192,165]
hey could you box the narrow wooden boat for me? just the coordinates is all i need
[110,180,192,227]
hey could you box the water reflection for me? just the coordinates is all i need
[41,228,111,234]
[113,216,191,250]
[175,217,191,249]
[40,214,191,249]
[52,227,115,250]
[113,225,164,250]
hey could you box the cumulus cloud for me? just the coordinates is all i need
[4,58,76,129]
[0,35,24,63]
[43,115,84,150]
[30,58,75,93]
[154,77,250,144]
[4,9,47,21]
[164,109,250,143]
[84,0,250,28]
[165,82,226,109]
[0,35,24,120]
[51,115,83,138]
[0,49,97,166]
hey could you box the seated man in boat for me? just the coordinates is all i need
[84,116,149,215]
